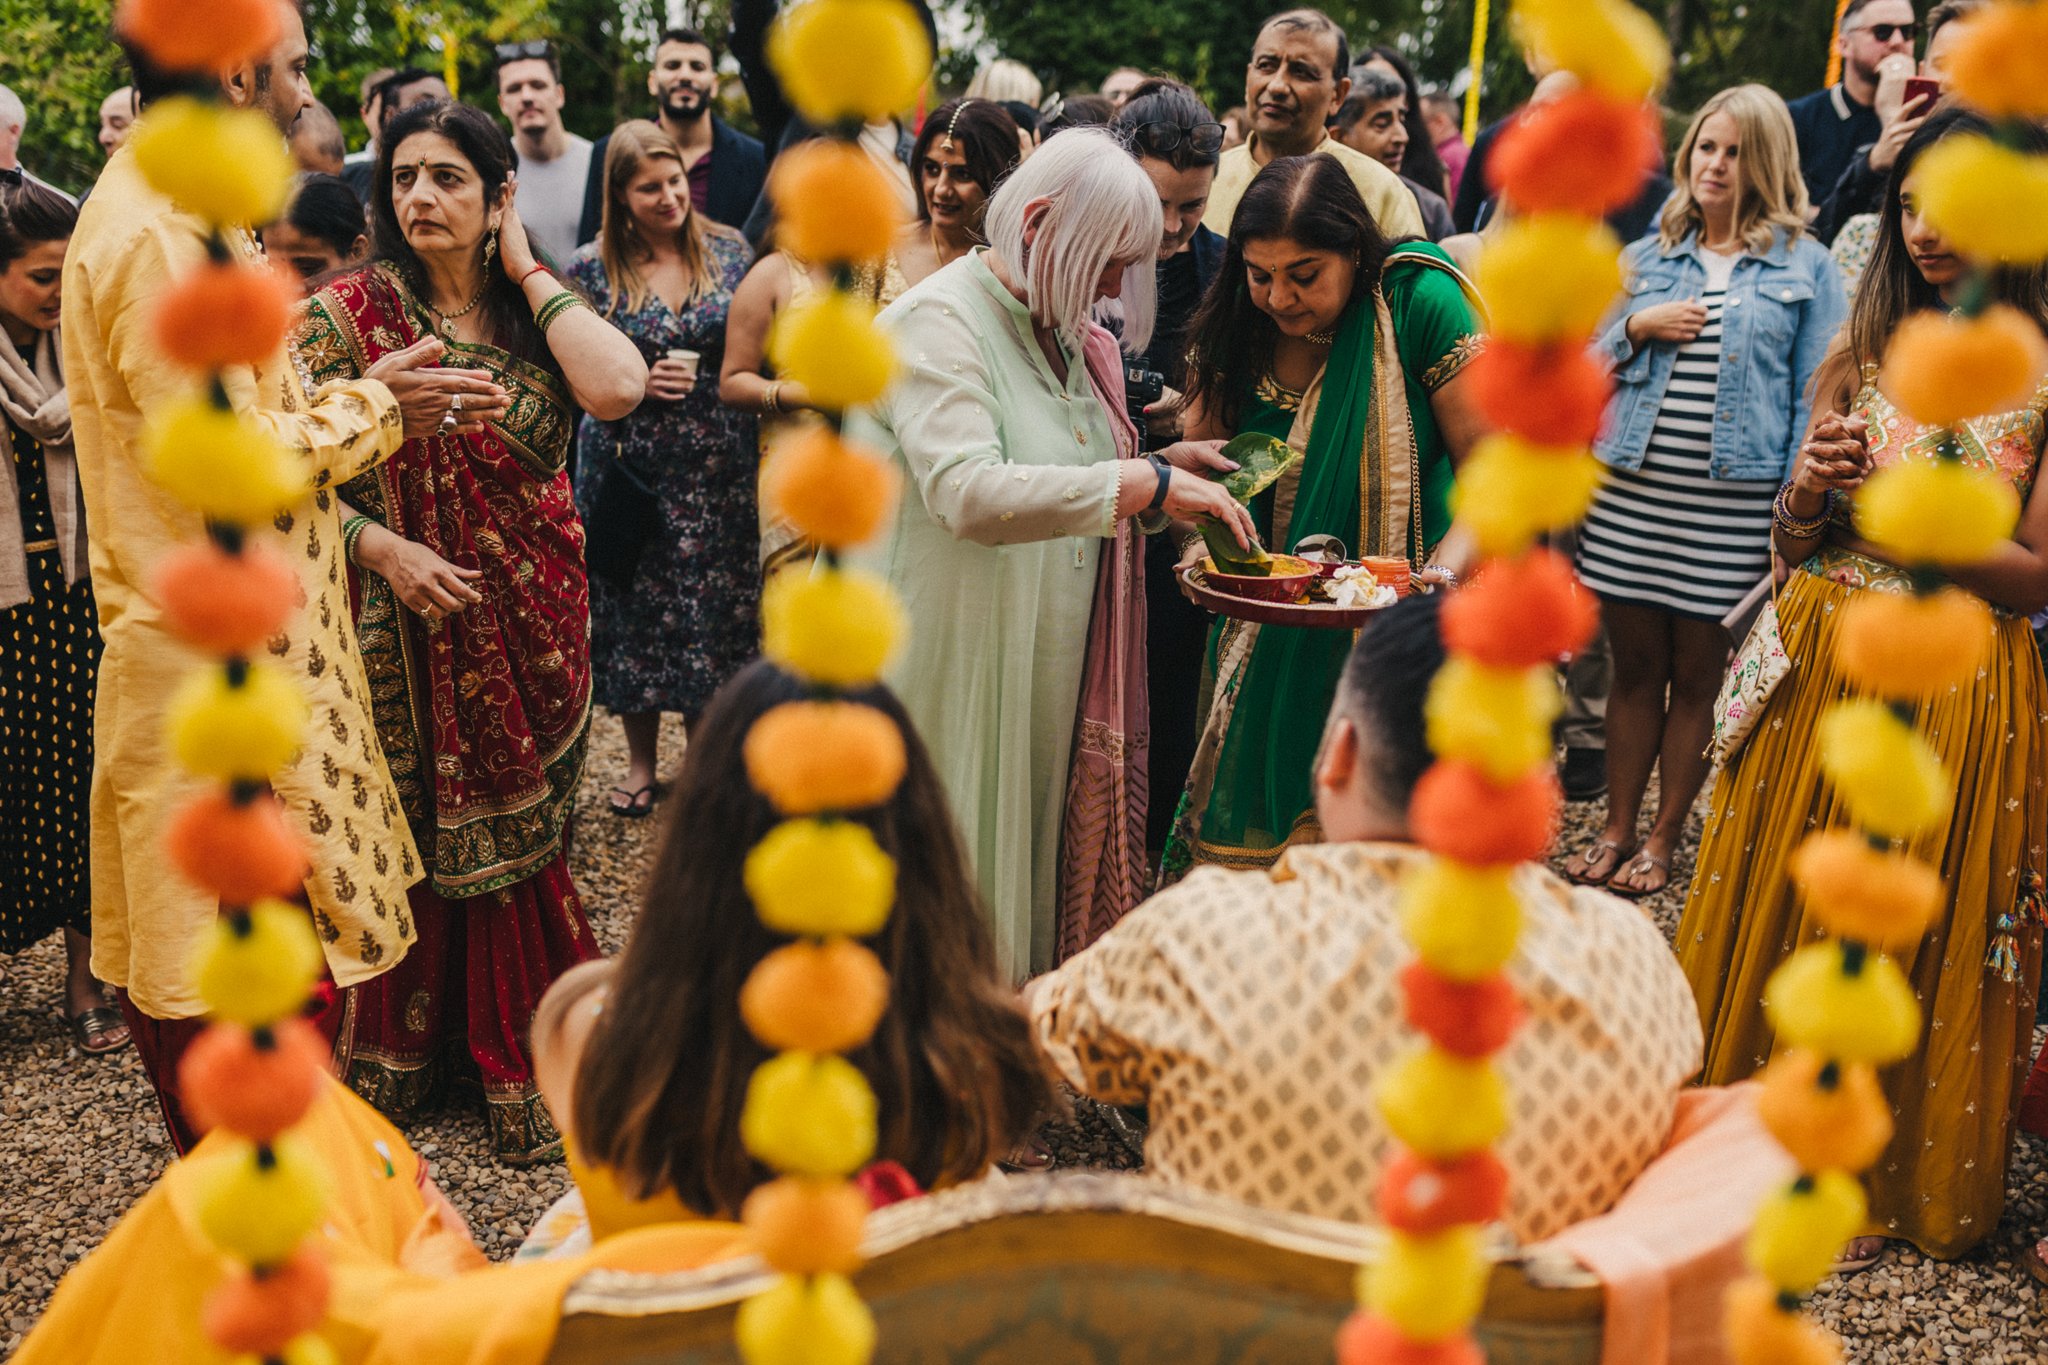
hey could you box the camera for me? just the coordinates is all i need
[1124,362,1166,450]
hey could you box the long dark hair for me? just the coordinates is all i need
[1842,106,2048,381]
[1184,155,1391,433]
[570,660,1053,1217]
[1362,47,1448,200]
[371,100,551,369]
[910,97,1023,230]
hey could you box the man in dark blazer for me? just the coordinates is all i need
[576,27,766,243]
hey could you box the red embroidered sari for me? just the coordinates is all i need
[297,265,598,1162]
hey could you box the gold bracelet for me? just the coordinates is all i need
[762,380,783,416]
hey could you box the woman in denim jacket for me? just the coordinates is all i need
[1565,85,1846,898]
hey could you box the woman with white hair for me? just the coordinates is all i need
[850,127,1254,980]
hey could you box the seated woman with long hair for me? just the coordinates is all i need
[1162,154,1489,880]
[1679,106,2048,1267]
[518,658,1056,1256]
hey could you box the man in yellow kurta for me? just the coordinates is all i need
[65,4,506,1150]
[1201,9,1425,240]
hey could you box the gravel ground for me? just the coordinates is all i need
[2,713,2042,1357]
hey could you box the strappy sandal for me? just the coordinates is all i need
[1832,1236,1886,1275]
[998,1134,1056,1173]
[1563,838,1635,887]
[607,784,657,819]
[2025,1236,2048,1288]
[1607,848,1672,901]
[69,1004,131,1056]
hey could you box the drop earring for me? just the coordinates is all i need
[484,228,499,270]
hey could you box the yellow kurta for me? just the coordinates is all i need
[1201,133,1427,240]
[63,143,421,1018]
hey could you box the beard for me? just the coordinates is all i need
[660,83,711,123]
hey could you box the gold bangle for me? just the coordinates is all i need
[762,380,783,416]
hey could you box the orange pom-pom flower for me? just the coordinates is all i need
[1463,342,1613,447]
[1787,831,1943,950]
[154,539,300,656]
[1723,1276,1844,1365]
[1941,1,2048,121]
[1755,1049,1893,1175]
[1441,547,1600,669]
[742,1175,871,1275]
[770,142,904,265]
[741,938,891,1055]
[763,428,900,550]
[117,0,281,71]
[1879,306,2048,429]
[1487,92,1663,218]
[1837,585,1993,700]
[166,789,309,903]
[201,1246,331,1356]
[154,261,295,371]
[1410,762,1560,867]
[744,700,908,815]
[180,1019,330,1141]
[1399,962,1524,1058]
[1336,1313,1484,1365]
[1376,1149,1510,1236]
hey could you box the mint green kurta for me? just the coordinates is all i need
[848,253,1123,979]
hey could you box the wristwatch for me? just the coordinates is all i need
[1144,453,1172,515]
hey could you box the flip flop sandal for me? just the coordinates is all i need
[607,784,657,819]
[2025,1238,2048,1289]
[70,1004,131,1056]
[1606,849,1672,901]
[1564,838,1636,887]
[1831,1237,1887,1275]
[998,1134,1056,1173]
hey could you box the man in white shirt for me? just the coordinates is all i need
[1201,9,1422,240]
[0,84,69,199]
[496,41,592,268]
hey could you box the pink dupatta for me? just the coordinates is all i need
[1055,325,1151,964]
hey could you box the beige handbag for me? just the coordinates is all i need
[1708,573,1791,769]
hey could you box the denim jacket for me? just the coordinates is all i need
[1594,228,1847,481]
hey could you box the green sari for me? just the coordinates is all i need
[1164,243,1483,876]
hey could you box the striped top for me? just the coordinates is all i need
[1578,249,1779,621]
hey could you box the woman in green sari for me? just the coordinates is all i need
[1163,155,1489,877]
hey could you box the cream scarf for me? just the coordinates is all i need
[0,328,84,610]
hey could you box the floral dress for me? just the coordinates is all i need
[567,232,758,717]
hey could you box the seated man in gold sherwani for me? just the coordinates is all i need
[65,0,509,1151]
[1031,593,1704,1242]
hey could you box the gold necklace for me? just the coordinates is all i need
[1306,326,1337,346]
[929,224,971,270]
[433,276,490,336]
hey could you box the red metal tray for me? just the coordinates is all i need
[1181,564,1395,630]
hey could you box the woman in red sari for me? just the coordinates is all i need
[294,100,646,1161]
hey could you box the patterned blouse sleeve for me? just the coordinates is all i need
[1398,265,1486,394]
[294,291,363,387]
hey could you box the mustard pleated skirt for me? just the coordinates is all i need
[1677,563,2046,1258]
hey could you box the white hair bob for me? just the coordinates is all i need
[981,127,1161,352]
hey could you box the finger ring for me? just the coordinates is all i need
[440,410,457,430]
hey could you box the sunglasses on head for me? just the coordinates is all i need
[1851,21,1917,41]
[1131,120,1226,157]
[494,40,555,63]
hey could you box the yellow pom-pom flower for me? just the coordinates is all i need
[1451,436,1605,558]
[745,701,909,815]
[762,567,906,688]
[1513,0,1672,101]
[1836,588,1993,700]
[1475,214,1623,345]
[194,898,324,1026]
[1745,1171,1869,1297]
[1855,458,2020,567]
[1360,1225,1489,1343]
[1879,306,2048,429]
[1788,832,1944,950]
[1756,1050,1895,1175]
[1724,1275,1846,1365]
[1816,699,1950,840]
[1764,942,1921,1064]
[146,397,308,526]
[1399,860,1523,981]
[249,1335,340,1365]
[735,1271,877,1365]
[193,1134,329,1266]
[740,1052,880,1177]
[1911,135,2048,264]
[168,661,309,784]
[1942,2,2048,122]
[1378,1046,1509,1159]
[130,97,295,229]
[1425,658,1561,784]
[769,141,905,265]
[768,0,932,125]
[770,289,899,411]
[744,818,896,937]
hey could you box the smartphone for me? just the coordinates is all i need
[1903,77,1941,116]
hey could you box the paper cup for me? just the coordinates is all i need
[666,348,701,378]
